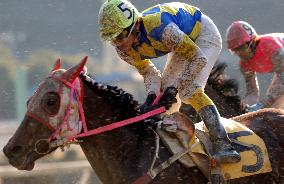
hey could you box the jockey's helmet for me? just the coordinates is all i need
[226,21,257,49]
[98,0,139,41]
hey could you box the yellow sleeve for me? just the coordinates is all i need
[161,23,199,60]
[132,59,162,95]
[115,48,162,95]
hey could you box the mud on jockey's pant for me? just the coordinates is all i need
[161,13,222,104]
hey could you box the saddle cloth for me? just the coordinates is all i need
[158,117,272,180]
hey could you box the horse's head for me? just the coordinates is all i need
[3,56,88,170]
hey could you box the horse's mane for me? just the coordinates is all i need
[80,73,156,141]
[80,74,140,119]
[207,62,242,110]
[79,62,243,121]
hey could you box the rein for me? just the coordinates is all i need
[66,106,166,140]
[26,72,183,184]
[27,74,166,154]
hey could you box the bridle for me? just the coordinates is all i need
[23,69,176,183]
[26,72,167,155]
[26,73,87,154]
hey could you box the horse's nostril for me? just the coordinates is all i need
[11,146,24,155]
[4,145,24,156]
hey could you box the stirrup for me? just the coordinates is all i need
[212,150,241,164]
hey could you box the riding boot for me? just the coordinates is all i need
[199,105,241,163]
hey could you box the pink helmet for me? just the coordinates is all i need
[226,21,257,49]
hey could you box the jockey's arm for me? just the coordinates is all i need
[240,68,260,105]
[115,48,162,95]
[260,48,284,107]
[161,23,207,84]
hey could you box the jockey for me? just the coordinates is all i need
[226,21,284,112]
[98,0,240,163]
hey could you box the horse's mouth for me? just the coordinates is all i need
[17,156,35,171]
[15,161,35,171]
[7,151,36,171]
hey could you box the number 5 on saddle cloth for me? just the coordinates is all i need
[158,112,272,182]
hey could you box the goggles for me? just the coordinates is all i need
[229,41,252,55]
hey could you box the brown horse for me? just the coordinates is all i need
[3,58,284,183]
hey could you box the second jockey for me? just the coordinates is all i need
[226,21,284,112]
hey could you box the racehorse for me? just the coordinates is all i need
[3,57,284,183]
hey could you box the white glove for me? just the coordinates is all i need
[245,102,263,112]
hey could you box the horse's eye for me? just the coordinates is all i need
[41,92,60,115]
[47,99,56,106]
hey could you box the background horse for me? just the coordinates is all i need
[180,62,245,122]
[3,58,284,183]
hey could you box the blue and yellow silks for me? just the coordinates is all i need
[129,2,202,69]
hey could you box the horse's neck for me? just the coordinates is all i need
[79,83,157,183]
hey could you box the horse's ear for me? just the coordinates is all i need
[62,56,88,83]
[52,58,61,72]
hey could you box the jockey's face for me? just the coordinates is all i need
[111,30,135,52]
[230,42,254,61]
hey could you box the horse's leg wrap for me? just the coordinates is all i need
[184,89,241,164]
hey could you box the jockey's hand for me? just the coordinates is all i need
[245,102,263,112]
[139,87,178,113]
[139,92,157,113]
[158,87,178,110]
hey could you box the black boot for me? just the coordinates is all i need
[199,105,241,163]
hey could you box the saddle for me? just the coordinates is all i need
[158,112,272,182]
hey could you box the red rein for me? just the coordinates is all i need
[27,75,166,143]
